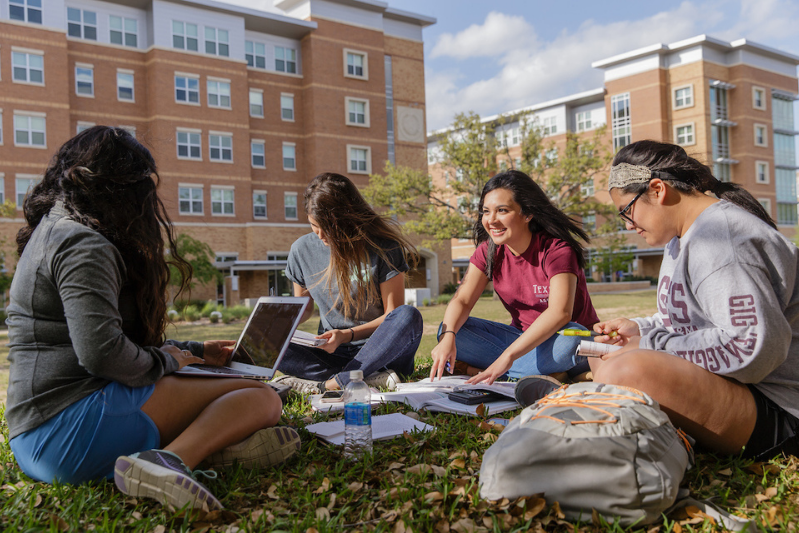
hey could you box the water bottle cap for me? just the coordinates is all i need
[350,370,363,380]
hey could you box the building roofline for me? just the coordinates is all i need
[592,34,799,69]
[275,0,434,26]
[384,7,436,26]
[175,0,317,38]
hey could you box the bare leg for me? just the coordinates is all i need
[141,377,281,469]
[591,349,757,454]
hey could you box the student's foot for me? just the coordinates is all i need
[114,449,222,510]
[203,426,301,469]
[514,375,563,408]
[271,374,323,395]
[364,370,401,391]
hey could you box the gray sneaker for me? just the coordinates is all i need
[364,370,401,391]
[514,375,563,408]
[203,427,301,469]
[114,449,221,510]
[271,374,323,395]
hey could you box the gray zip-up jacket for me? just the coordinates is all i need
[5,203,200,439]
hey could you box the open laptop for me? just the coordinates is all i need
[176,296,309,380]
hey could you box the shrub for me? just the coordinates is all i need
[200,301,220,317]
[436,294,452,305]
[167,309,179,321]
[442,282,459,295]
[221,309,235,324]
[182,305,201,322]
[422,298,430,307]
[209,311,222,324]
[230,305,251,319]
[172,299,208,312]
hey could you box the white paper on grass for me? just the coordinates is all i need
[304,412,435,445]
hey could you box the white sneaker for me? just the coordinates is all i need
[364,370,401,391]
[203,427,301,469]
[271,374,323,395]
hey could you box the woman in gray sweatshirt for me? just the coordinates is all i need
[590,140,799,460]
[6,126,299,510]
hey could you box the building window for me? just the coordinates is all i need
[545,148,558,164]
[207,79,231,108]
[14,114,46,147]
[9,0,41,24]
[253,191,267,219]
[284,192,298,220]
[755,161,769,184]
[16,176,41,206]
[245,40,266,69]
[752,86,766,110]
[249,89,263,117]
[75,64,93,96]
[209,133,232,162]
[76,121,94,134]
[773,96,794,131]
[275,46,296,73]
[754,124,768,147]
[714,162,731,183]
[176,130,201,160]
[110,15,137,47]
[542,116,557,136]
[251,140,265,167]
[709,86,729,121]
[776,168,798,225]
[281,94,294,121]
[611,93,631,151]
[346,98,369,127]
[774,134,796,168]
[0,175,4,203]
[344,49,367,79]
[175,74,199,104]
[675,123,695,146]
[576,112,591,132]
[757,198,771,216]
[673,85,693,109]
[117,71,134,101]
[205,27,229,57]
[172,21,198,52]
[12,50,44,84]
[582,213,596,232]
[348,145,371,174]
[581,179,595,197]
[178,186,203,214]
[211,187,234,216]
[67,8,97,40]
[282,143,296,170]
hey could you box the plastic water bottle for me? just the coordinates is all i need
[343,370,372,457]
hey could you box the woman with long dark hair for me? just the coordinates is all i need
[430,170,599,390]
[6,126,299,511]
[591,140,799,459]
[273,172,423,393]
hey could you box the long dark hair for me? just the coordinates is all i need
[612,140,775,229]
[304,172,417,318]
[474,170,589,279]
[17,126,192,346]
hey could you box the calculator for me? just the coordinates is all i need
[447,389,504,405]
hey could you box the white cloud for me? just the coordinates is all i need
[717,0,799,54]
[430,11,537,59]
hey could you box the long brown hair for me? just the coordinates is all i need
[17,126,192,346]
[304,172,417,318]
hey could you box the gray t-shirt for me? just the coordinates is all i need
[285,233,408,345]
[5,203,199,439]
[634,201,799,418]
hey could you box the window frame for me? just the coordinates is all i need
[11,48,44,85]
[204,26,229,57]
[245,40,266,69]
[15,174,42,208]
[75,63,94,97]
[178,184,204,215]
[253,190,267,219]
[249,88,264,118]
[251,140,265,168]
[281,93,295,121]
[576,111,592,132]
[542,116,557,136]
[171,21,199,52]
[611,92,632,151]
[9,0,42,24]
[345,97,370,127]
[176,128,202,160]
[673,84,694,110]
[208,132,233,163]
[174,72,200,105]
[109,15,138,48]
[210,186,235,217]
[347,144,371,175]
[275,46,297,74]
[755,160,770,185]
[13,112,46,148]
[674,122,695,146]
[207,78,231,109]
[752,86,767,111]
[76,121,94,134]
[343,48,368,80]
[282,142,296,171]
[284,191,298,220]
[754,123,768,147]
[116,69,135,102]
[67,7,97,40]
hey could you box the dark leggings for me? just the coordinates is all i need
[744,385,799,461]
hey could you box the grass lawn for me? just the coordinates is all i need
[1,289,798,531]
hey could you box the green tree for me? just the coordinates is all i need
[168,234,223,290]
[588,221,635,282]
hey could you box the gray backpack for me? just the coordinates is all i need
[479,382,692,526]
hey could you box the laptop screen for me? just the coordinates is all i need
[229,300,305,369]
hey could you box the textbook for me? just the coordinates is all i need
[575,340,623,357]
[304,412,435,445]
[376,376,520,416]
[290,329,327,347]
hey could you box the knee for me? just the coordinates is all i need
[390,305,423,337]
[253,386,282,427]
[592,352,649,388]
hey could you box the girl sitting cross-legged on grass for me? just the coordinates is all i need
[586,140,799,460]
[272,172,423,394]
[430,170,599,397]
[5,126,300,511]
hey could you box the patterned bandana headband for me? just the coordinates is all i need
[607,163,654,191]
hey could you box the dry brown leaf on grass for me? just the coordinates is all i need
[313,477,330,494]
[451,518,479,533]
[434,519,451,532]
[149,526,166,533]
[524,497,547,520]
[327,493,337,510]
[388,462,405,470]
[306,528,319,533]
[551,501,565,519]
[717,468,732,476]
[449,450,466,459]
[761,505,784,527]
[450,458,466,469]
[747,463,781,476]
[48,514,69,532]
[347,481,363,492]
[266,484,279,499]
[425,491,445,502]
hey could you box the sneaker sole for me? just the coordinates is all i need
[114,456,222,511]
[365,371,401,391]
[204,427,301,469]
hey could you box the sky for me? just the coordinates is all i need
[385,0,799,132]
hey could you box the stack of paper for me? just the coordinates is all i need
[291,330,327,347]
[304,412,435,445]
[376,376,520,416]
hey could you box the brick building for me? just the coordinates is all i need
[0,0,447,305]
[429,35,799,281]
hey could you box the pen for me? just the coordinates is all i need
[558,329,618,338]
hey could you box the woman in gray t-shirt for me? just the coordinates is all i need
[274,173,423,393]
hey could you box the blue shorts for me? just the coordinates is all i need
[10,381,160,484]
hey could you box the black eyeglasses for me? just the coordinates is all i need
[618,190,646,225]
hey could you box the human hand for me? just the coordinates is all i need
[161,344,204,369]
[317,329,350,354]
[593,318,640,345]
[465,352,513,386]
[202,340,236,366]
[430,335,457,380]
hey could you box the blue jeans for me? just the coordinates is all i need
[278,305,422,388]
[439,317,588,380]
